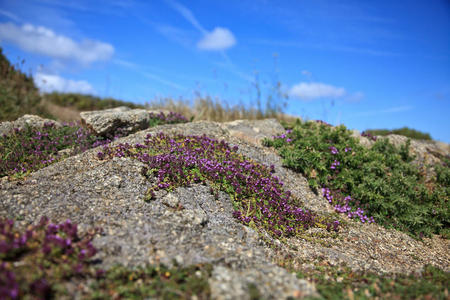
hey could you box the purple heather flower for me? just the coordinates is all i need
[329,146,338,155]
[330,160,340,170]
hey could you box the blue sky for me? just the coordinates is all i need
[0,0,449,142]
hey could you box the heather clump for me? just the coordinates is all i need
[361,130,378,141]
[0,121,107,178]
[0,111,191,179]
[148,111,189,127]
[0,217,101,299]
[0,217,213,299]
[263,119,449,238]
[97,132,339,238]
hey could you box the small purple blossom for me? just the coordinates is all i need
[329,146,339,155]
[330,160,340,170]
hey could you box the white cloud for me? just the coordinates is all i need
[289,82,346,100]
[165,1,236,52]
[34,72,95,94]
[197,27,236,51]
[0,22,114,65]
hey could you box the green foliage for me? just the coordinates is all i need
[365,127,432,141]
[43,92,144,111]
[87,263,212,299]
[299,264,450,300]
[0,48,53,121]
[263,120,450,238]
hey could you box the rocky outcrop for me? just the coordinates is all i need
[80,106,171,137]
[351,130,449,167]
[0,119,318,299]
[1,112,449,299]
[0,114,62,137]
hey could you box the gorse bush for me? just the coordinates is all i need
[97,132,340,238]
[263,119,449,238]
[365,126,432,141]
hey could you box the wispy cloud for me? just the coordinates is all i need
[381,105,414,113]
[252,39,401,57]
[301,70,312,79]
[141,71,186,90]
[354,105,414,117]
[0,22,114,65]
[34,72,95,94]
[0,9,22,22]
[166,0,206,34]
[113,59,186,90]
[154,24,194,48]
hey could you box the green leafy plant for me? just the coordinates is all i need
[263,119,449,238]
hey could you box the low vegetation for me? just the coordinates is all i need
[0,112,189,179]
[295,261,449,300]
[364,127,433,141]
[43,92,144,112]
[0,48,52,121]
[263,119,449,239]
[97,132,339,238]
[0,217,212,299]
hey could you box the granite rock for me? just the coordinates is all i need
[0,114,62,137]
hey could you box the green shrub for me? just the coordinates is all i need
[263,120,449,238]
[365,127,432,141]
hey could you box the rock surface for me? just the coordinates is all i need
[1,112,449,299]
[0,114,62,137]
[351,130,449,167]
[80,106,170,137]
